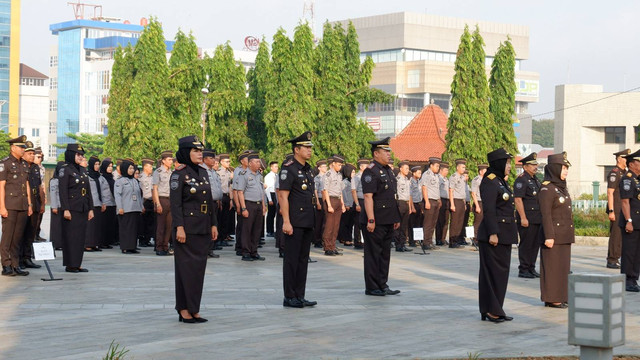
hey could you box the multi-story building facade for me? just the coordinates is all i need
[18,64,49,158]
[333,12,540,138]
[0,0,20,136]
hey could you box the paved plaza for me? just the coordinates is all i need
[0,212,638,359]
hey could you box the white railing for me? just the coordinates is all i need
[572,200,607,212]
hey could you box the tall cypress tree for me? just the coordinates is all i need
[167,29,204,139]
[104,44,134,158]
[127,17,171,159]
[490,37,518,179]
[247,38,271,153]
[205,43,252,156]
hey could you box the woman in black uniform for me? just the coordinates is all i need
[99,158,117,249]
[85,156,103,252]
[538,152,574,308]
[477,148,518,323]
[59,144,94,273]
[171,136,218,324]
[49,161,65,250]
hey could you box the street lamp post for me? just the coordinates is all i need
[201,87,209,143]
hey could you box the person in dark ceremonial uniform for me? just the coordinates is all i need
[139,158,156,247]
[237,153,267,261]
[477,148,517,323]
[59,144,94,273]
[619,149,640,292]
[19,141,43,269]
[115,159,144,254]
[49,161,65,251]
[0,135,32,276]
[361,137,401,296]
[514,153,543,279]
[171,136,218,323]
[85,155,104,252]
[279,132,317,308]
[34,147,46,241]
[99,158,117,249]
[153,151,174,256]
[538,152,574,308]
[606,149,630,269]
[275,153,294,258]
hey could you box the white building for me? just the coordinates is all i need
[555,84,640,196]
[19,64,50,159]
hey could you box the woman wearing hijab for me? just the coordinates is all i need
[49,161,65,250]
[538,152,574,309]
[85,156,104,252]
[338,164,356,246]
[171,136,218,324]
[477,148,518,323]
[99,158,117,249]
[59,144,94,273]
[114,159,144,254]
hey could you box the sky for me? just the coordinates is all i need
[19,0,640,119]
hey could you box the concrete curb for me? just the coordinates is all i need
[575,236,608,246]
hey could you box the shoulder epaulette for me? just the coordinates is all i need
[612,167,619,172]
[239,170,247,175]
[627,172,633,177]
[283,160,293,167]
[0,156,8,162]
[175,164,186,171]
[487,173,496,180]
[542,181,550,185]
[367,163,375,169]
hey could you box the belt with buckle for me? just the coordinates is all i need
[200,204,208,214]
[246,200,262,205]
[81,188,87,196]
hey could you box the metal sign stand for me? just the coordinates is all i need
[42,260,62,281]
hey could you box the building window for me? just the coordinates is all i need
[18,127,24,136]
[49,99,57,111]
[31,128,39,137]
[407,70,420,89]
[50,77,57,89]
[49,145,57,158]
[634,127,640,144]
[50,56,58,67]
[49,122,56,134]
[605,127,625,144]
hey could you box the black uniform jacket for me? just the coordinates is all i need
[619,172,640,229]
[279,158,316,228]
[539,181,575,244]
[28,163,43,208]
[513,171,542,224]
[0,154,29,211]
[361,160,401,225]
[170,164,217,235]
[59,164,93,212]
[477,172,518,244]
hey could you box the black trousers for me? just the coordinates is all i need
[241,201,263,256]
[608,219,623,264]
[395,201,410,248]
[275,204,284,251]
[353,198,365,245]
[141,199,156,243]
[218,194,232,241]
[62,210,89,268]
[436,198,450,244]
[119,212,141,251]
[408,201,423,244]
[19,207,39,261]
[175,232,209,314]
[0,210,28,267]
[283,227,313,299]
[50,209,62,249]
[338,205,355,242]
[463,201,471,236]
[363,223,394,291]
[621,229,640,286]
[235,213,244,252]
[478,242,511,316]
[266,192,277,234]
[313,200,325,246]
[517,222,543,272]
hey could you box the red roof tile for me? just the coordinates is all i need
[20,63,48,79]
[389,104,448,162]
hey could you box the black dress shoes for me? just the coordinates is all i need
[324,250,336,256]
[236,251,243,256]
[251,254,265,261]
[530,269,541,278]
[481,313,504,323]
[23,259,41,269]
[192,316,208,323]
[518,271,535,279]
[299,298,317,307]
[383,287,400,295]
[333,250,343,256]
[544,302,568,308]
[178,314,197,324]
[65,267,88,273]
[1,266,15,276]
[449,243,464,249]
[365,289,386,296]
[396,247,413,252]
[626,284,640,292]
[241,255,254,261]
[500,315,513,321]
[12,267,29,276]
[156,250,169,256]
[283,297,304,308]
[208,251,220,258]
[279,251,284,258]
[607,262,621,269]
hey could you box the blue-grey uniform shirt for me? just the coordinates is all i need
[99,176,115,206]
[202,165,223,201]
[410,177,423,203]
[315,173,325,199]
[342,178,354,206]
[236,169,264,202]
[351,172,364,199]
[465,183,471,202]
[439,174,450,199]
[49,178,60,209]
[232,166,246,191]
[89,177,102,207]
[420,169,440,200]
[114,177,144,213]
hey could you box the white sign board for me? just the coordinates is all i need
[412,227,424,241]
[465,226,474,239]
[33,242,55,261]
